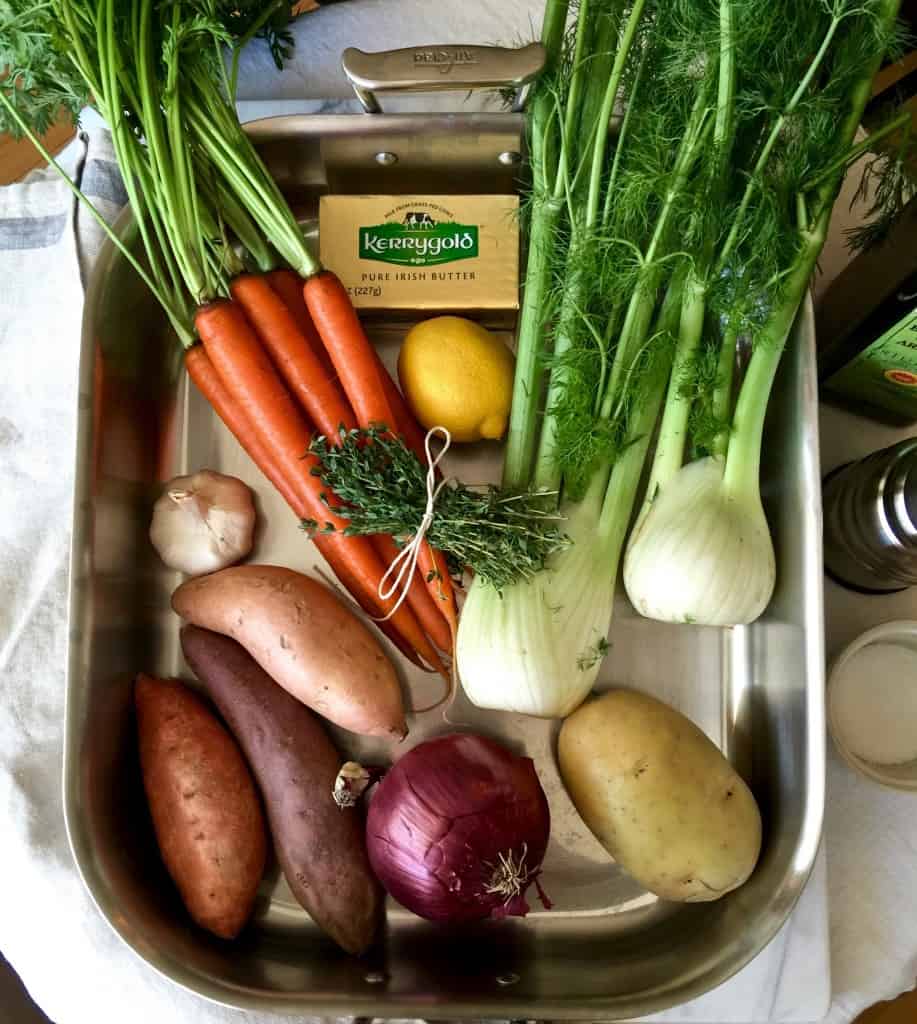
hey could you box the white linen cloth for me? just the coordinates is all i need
[0,122,333,1024]
[814,410,917,1024]
[1,7,916,1021]
[821,746,917,1024]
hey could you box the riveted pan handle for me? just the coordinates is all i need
[341,42,546,114]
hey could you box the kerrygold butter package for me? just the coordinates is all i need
[319,195,519,313]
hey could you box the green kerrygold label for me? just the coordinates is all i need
[359,214,479,267]
[319,194,519,310]
[824,306,917,418]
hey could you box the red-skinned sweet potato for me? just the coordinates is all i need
[180,625,382,954]
[134,674,267,939]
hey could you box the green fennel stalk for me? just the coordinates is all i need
[502,0,569,491]
[624,0,908,627]
[532,0,648,493]
[459,0,911,714]
[724,0,903,500]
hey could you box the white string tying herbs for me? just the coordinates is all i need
[375,426,451,622]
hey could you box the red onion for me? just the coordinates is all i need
[366,733,551,922]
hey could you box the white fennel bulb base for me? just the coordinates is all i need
[457,497,615,718]
[623,456,775,626]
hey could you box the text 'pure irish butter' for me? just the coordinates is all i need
[319,195,519,314]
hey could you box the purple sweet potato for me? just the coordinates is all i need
[180,625,382,954]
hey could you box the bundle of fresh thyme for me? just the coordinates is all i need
[307,429,568,590]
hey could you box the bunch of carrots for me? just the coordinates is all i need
[0,0,456,674]
[191,271,457,676]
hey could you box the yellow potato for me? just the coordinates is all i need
[558,689,762,902]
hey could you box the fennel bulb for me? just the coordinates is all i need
[461,0,901,712]
[623,457,775,626]
[457,497,615,718]
[614,0,901,631]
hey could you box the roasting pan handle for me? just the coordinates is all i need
[341,42,546,114]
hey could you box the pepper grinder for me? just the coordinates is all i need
[823,438,917,592]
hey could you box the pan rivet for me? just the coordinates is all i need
[364,970,388,984]
[498,151,521,166]
[375,152,398,166]
[496,972,520,986]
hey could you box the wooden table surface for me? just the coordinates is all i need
[0,121,76,185]
[856,988,917,1023]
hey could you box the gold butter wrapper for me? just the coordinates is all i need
[319,195,519,314]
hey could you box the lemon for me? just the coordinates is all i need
[398,316,515,443]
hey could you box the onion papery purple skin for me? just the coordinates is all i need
[366,733,551,923]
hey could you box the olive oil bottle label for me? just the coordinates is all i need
[320,195,518,312]
[824,305,917,419]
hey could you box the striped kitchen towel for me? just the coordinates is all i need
[0,125,127,279]
[0,125,133,1024]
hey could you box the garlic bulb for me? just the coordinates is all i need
[623,456,775,626]
[150,470,255,576]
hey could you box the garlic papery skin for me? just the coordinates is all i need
[456,496,614,718]
[149,470,256,576]
[622,456,775,626]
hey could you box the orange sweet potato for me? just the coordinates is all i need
[171,565,406,739]
[134,674,267,939]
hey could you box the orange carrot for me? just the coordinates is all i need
[418,542,459,634]
[192,301,444,673]
[377,357,431,465]
[297,276,458,645]
[422,540,458,641]
[266,269,337,380]
[303,270,397,430]
[187,343,440,673]
[230,274,356,442]
[371,356,459,636]
[272,269,407,445]
[312,534,427,671]
[301,276,459,635]
[270,271,409,456]
[194,300,344,525]
[185,344,303,513]
[215,286,451,668]
[311,531,446,677]
[375,364,460,630]
[370,534,453,653]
